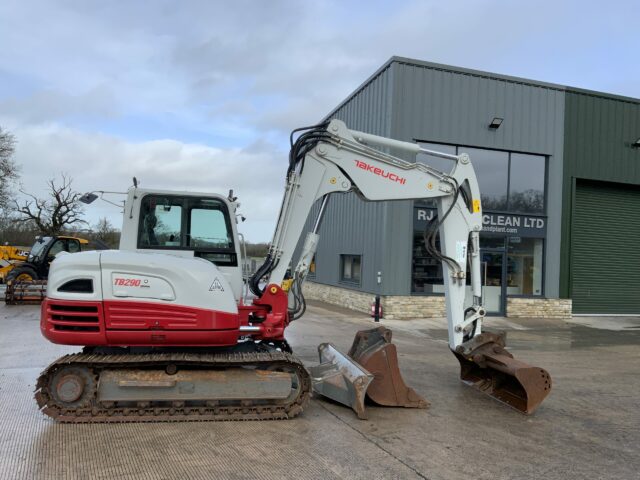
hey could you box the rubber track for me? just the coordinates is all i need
[35,351,311,423]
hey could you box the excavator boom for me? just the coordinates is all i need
[251,119,551,414]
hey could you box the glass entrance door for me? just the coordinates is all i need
[481,250,505,315]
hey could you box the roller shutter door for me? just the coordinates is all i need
[571,180,640,314]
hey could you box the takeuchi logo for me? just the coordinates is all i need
[354,160,406,185]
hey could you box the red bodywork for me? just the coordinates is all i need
[40,284,290,347]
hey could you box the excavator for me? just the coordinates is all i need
[34,120,551,422]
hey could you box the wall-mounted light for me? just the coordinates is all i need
[632,137,640,148]
[489,117,503,130]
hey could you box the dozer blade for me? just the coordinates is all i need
[309,343,373,419]
[348,326,429,409]
[453,331,552,414]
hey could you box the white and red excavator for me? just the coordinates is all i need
[35,120,551,422]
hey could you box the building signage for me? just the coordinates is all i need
[414,208,546,238]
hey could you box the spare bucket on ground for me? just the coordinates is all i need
[309,343,373,419]
[348,326,429,409]
[310,326,428,418]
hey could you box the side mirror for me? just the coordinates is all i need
[79,192,99,204]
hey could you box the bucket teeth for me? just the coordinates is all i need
[453,331,552,414]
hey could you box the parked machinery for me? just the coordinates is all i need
[5,236,88,304]
[35,120,551,422]
[0,245,29,284]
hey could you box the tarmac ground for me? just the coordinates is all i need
[0,295,638,480]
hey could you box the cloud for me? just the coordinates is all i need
[0,0,639,244]
[0,86,117,123]
[10,124,288,242]
[2,0,638,138]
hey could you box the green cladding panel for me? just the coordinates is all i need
[560,91,640,303]
[570,180,640,314]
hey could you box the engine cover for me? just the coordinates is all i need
[48,250,237,313]
[42,250,242,347]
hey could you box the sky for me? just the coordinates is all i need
[0,0,638,242]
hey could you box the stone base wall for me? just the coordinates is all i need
[303,281,573,320]
[506,298,572,319]
[302,282,444,319]
[302,282,372,315]
[382,295,445,319]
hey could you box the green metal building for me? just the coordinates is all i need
[561,90,640,314]
[301,57,640,318]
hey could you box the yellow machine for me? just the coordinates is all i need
[0,245,30,284]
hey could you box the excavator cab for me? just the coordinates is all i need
[119,189,245,303]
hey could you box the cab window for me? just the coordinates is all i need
[47,239,66,260]
[137,195,237,266]
[189,207,232,248]
[67,240,81,253]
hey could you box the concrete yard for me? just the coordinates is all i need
[0,296,638,480]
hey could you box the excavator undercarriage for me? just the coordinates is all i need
[36,346,310,423]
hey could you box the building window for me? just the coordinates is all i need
[412,231,444,293]
[411,143,547,298]
[340,255,361,285]
[417,143,546,214]
[507,237,543,296]
[508,153,546,214]
[462,147,510,211]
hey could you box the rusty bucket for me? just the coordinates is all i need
[453,331,552,414]
[348,326,429,409]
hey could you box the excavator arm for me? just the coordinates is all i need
[250,119,483,349]
[250,119,551,414]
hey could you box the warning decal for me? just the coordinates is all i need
[209,278,224,292]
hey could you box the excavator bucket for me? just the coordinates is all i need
[348,326,429,409]
[309,343,373,419]
[453,331,552,414]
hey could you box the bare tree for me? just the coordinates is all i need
[15,175,86,236]
[0,127,19,213]
[0,218,40,246]
[93,217,120,248]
